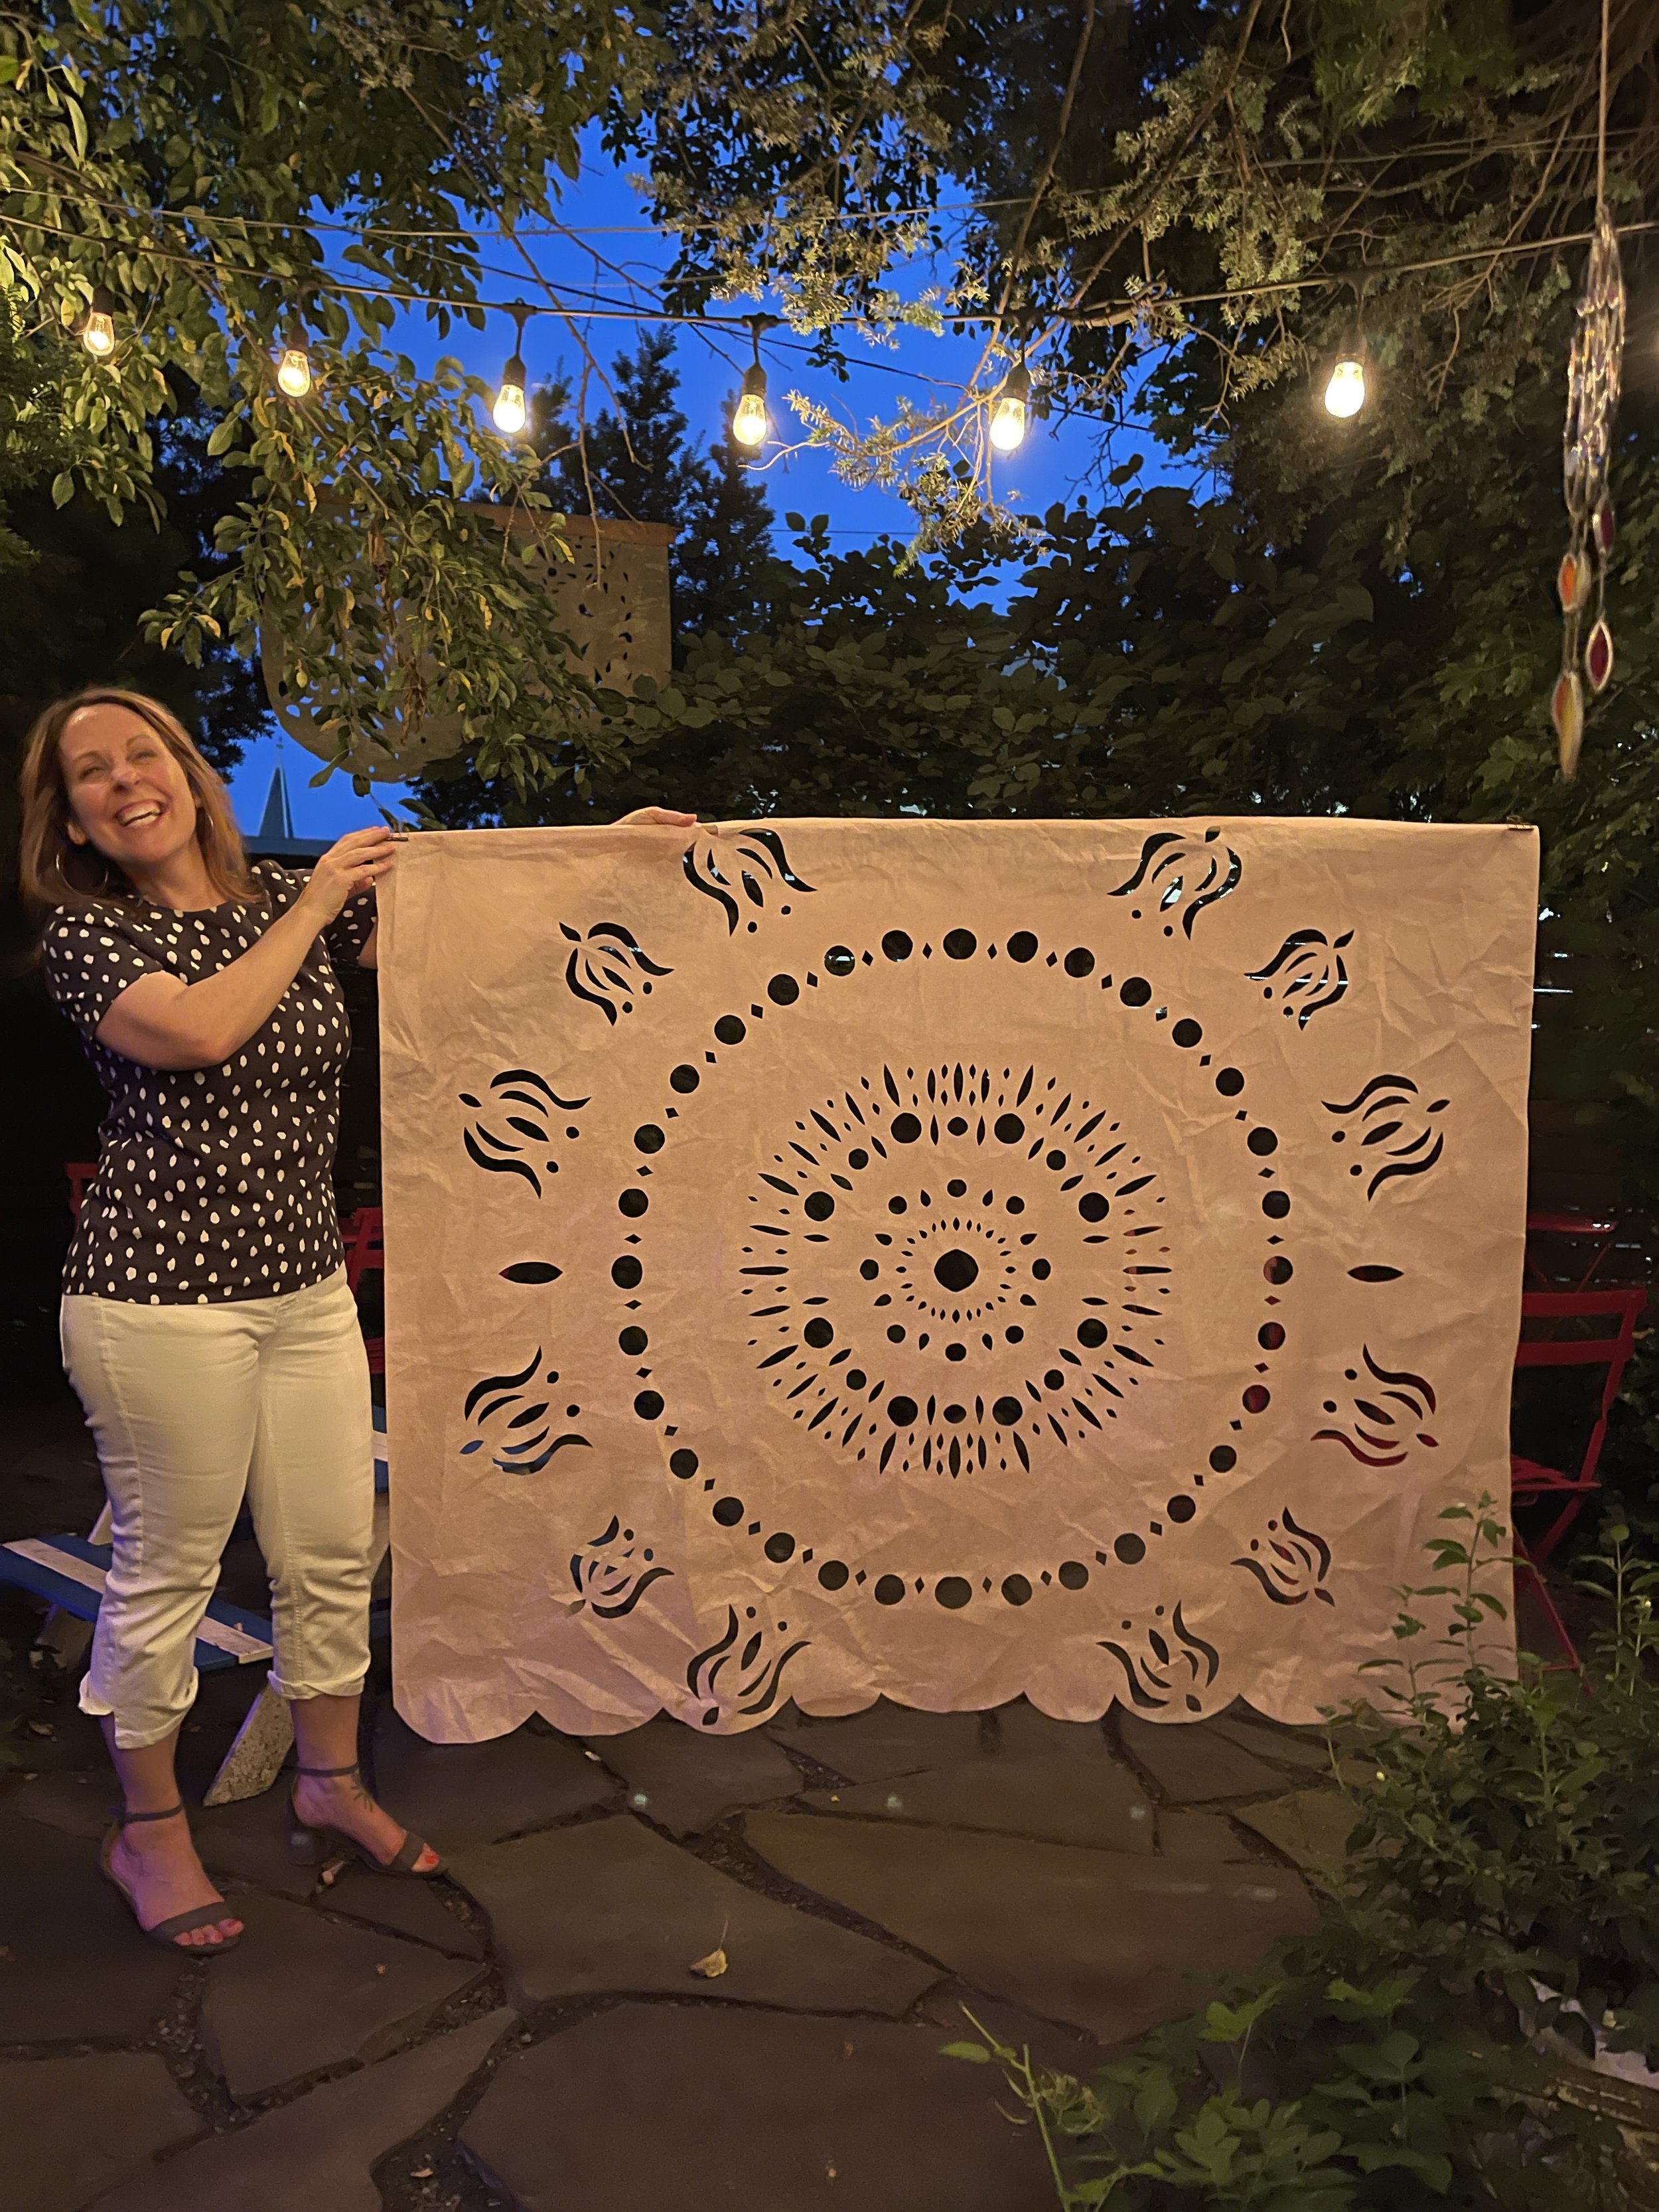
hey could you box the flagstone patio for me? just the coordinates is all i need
[0,1663,1346,2212]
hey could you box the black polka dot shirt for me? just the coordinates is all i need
[42,863,375,1306]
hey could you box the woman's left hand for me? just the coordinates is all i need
[612,806,699,828]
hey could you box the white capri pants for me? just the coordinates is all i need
[60,1268,374,1749]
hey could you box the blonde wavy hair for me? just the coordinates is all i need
[17,687,257,912]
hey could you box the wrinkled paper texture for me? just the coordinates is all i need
[380,818,1537,1738]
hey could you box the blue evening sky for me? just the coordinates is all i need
[228,135,1177,841]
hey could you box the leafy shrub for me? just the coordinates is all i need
[948,1506,1659,2206]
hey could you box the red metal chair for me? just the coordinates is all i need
[340,1205,386,1376]
[1510,1285,1646,1666]
[1524,1209,1619,1292]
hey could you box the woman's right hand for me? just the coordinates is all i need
[297,828,397,928]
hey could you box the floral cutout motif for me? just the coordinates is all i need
[682,827,816,934]
[1108,828,1242,937]
[568,1516,672,1619]
[1246,928,1352,1029]
[460,1347,591,1475]
[1232,1510,1335,1607]
[685,1605,810,1726]
[561,921,673,1023]
[1099,1602,1221,1712]
[1323,1074,1447,1199]
[1312,1347,1438,1470]
[459,1067,589,1198]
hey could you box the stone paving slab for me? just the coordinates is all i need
[993,1703,1114,1758]
[747,1811,1315,2043]
[98,2008,516,2212]
[768,1700,984,1783]
[450,1813,938,2016]
[805,1751,1155,1852]
[1118,1716,1286,1803]
[3,2050,200,2212]
[323,1862,487,1958]
[581,1715,803,1834]
[374,1710,614,1854]
[463,2005,1046,2210]
[1233,1791,1361,1885]
[5,1767,108,1842]
[194,1787,318,1901]
[1159,1810,1253,1859]
[0,1811,186,2045]
[1211,1716,1337,1775]
[200,1891,478,2098]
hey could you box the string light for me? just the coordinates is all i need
[275,315,312,398]
[80,285,117,358]
[731,315,776,449]
[493,301,529,435]
[1323,354,1367,418]
[989,362,1030,452]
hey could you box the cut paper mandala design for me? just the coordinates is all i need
[382,818,1537,1737]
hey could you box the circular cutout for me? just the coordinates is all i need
[611,1256,643,1289]
[1119,976,1152,1007]
[1001,1574,1033,1605]
[891,1113,922,1144]
[881,930,913,962]
[943,929,977,960]
[713,1497,744,1526]
[847,1148,869,1170]
[1258,1322,1285,1351]
[767,974,800,1007]
[804,1318,834,1349]
[618,1188,648,1218]
[874,1574,905,1605]
[1063,947,1095,978]
[887,1395,918,1426]
[1114,1534,1147,1565]
[1167,1495,1196,1523]
[670,1447,699,1479]
[1058,1560,1088,1590]
[804,1191,835,1221]
[1043,1368,1066,1390]
[1077,1318,1108,1349]
[618,1325,648,1355]
[634,1124,665,1154]
[1216,1067,1244,1096]
[670,1064,700,1094]
[1172,1018,1202,1048]
[1209,1445,1237,1473]
[861,1259,881,1281]
[993,1394,1024,1426]
[1262,1190,1291,1219]
[933,1248,980,1293]
[993,1113,1025,1143]
[1247,1127,1279,1157]
[936,1576,972,1609]
[1243,1384,1271,1414]
[634,1390,664,1420]
[1006,932,1039,964]
[764,1532,796,1563]
[818,1560,849,1590]
[1264,1256,1293,1285]
[714,1014,747,1045]
[1078,1193,1109,1222]
[825,946,856,975]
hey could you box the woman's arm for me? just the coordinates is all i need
[96,829,396,1070]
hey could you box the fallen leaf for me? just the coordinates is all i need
[689,1946,728,1979]
[826,2162,837,2181]
[841,2041,854,2059]
[411,2167,433,2179]
[26,1721,52,1738]
[375,1964,387,1975]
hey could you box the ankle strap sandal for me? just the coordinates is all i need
[289,1761,443,1878]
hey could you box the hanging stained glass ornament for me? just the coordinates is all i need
[1555,204,1624,776]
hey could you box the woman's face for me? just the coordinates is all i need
[58,703,200,879]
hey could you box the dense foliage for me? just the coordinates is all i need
[948,1511,1659,2207]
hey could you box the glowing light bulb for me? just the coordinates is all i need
[1323,355,1366,419]
[80,287,117,358]
[989,364,1031,453]
[732,364,768,448]
[277,342,312,398]
[494,354,528,435]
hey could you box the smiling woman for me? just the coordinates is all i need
[15,687,438,1958]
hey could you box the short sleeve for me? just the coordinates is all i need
[324,889,377,970]
[40,909,171,1042]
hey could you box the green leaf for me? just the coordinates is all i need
[938,2041,991,2063]
[50,471,75,508]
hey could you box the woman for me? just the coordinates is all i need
[19,687,691,1952]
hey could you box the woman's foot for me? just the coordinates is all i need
[291,1767,441,1874]
[107,1810,243,1950]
